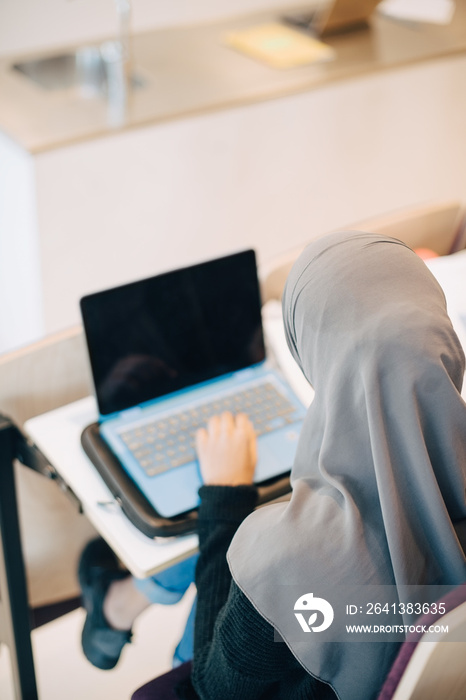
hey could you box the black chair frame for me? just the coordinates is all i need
[0,414,82,700]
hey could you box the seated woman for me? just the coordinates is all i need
[79,230,466,700]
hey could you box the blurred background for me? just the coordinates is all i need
[1,0,465,357]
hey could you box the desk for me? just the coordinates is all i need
[25,398,198,579]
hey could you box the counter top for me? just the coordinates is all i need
[2,3,466,154]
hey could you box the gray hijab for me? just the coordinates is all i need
[228,231,466,700]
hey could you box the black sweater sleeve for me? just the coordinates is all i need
[193,484,259,657]
[177,485,336,700]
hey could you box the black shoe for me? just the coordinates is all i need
[78,538,133,670]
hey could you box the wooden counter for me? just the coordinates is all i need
[2,3,466,154]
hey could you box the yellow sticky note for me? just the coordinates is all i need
[226,22,335,69]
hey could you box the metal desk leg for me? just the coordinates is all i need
[0,416,39,700]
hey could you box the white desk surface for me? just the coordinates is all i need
[25,397,198,579]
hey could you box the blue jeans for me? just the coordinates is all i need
[133,554,198,666]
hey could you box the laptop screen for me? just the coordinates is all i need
[80,250,266,416]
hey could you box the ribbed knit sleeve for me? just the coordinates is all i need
[193,484,259,656]
[176,485,336,700]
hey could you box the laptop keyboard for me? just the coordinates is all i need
[118,381,303,478]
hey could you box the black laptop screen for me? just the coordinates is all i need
[80,250,266,416]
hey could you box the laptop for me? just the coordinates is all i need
[283,0,382,38]
[80,250,306,519]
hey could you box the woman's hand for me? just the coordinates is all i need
[195,412,257,486]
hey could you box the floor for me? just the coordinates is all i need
[0,586,195,700]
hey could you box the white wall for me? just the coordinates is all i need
[0,133,44,352]
[0,0,309,58]
[34,55,466,337]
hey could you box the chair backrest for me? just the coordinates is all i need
[260,200,465,304]
[0,325,91,426]
[0,326,96,607]
[377,585,466,700]
[355,200,465,256]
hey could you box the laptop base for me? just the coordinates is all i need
[81,422,291,538]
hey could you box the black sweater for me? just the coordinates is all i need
[177,485,337,700]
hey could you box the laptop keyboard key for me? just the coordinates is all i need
[119,381,304,478]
